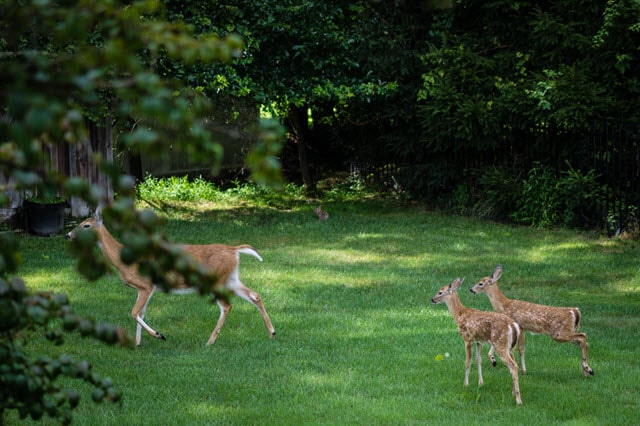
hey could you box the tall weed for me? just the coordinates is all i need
[511,162,563,227]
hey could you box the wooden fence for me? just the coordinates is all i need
[1,118,113,224]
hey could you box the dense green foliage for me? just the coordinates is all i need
[417,1,639,133]
[419,0,640,138]
[462,161,609,229]
[7,190,640,424]
[161,0,405,115]
[404,0,640,224]
[137,174,378,206]
[159,0,429,186]
[0,274,129,423]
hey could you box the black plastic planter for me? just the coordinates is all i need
[24,199,67,236]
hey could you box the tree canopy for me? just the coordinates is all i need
[159,0,430,188]
[403,0,640,223]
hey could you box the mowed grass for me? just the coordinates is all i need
[9,198,640,425]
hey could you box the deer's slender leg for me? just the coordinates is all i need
[207,298,232,345]
[131,287,165,345]
[463,341,472,386]
[230,281,276,339]
[475,342,484,386]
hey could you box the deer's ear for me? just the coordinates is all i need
[492,265,503,281]
[95,204,103,223]
[450,277,464,290]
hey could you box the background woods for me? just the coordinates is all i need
[158,0,640,231]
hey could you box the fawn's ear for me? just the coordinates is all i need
[491,265,503,281]
[449,277,464,290]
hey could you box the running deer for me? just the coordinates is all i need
[65,216,275,346]
[470,265,593,376]
[431,278,522,405]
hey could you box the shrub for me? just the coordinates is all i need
[469,162,608,229]
[137,175,221,202]
[475,166,523,220]
[510,162,563,227]
[0,266,130,424]
[558,162,608,228]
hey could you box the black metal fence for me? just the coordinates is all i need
[352,123,640,233]
[522,124,640,233]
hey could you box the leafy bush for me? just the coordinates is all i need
[137,174,385,208]
[447,183,473,216]
[510,162,563,227]
[137,175,222,202]
[466,162,608,229]
[475,166,523,220]
[558,163,608,228]
[0,260,130,424]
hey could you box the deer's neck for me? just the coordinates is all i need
[444,293,466,321]
[96,225,126,270]
[485,284,510,311]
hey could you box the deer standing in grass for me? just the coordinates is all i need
[470,265,593,376]
[431,278,522,405]
[66,216,275,346]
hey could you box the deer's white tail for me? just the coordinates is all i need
[509,322,520,351]
[238,246,263,262]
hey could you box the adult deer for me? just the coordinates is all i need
[431,278,522,405]
[470,265,593,376]
[66,215,275,346]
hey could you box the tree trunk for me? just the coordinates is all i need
[288,104,315,191]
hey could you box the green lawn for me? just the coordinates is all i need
[9,199,640,425]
